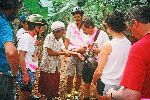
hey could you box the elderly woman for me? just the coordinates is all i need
[38,21,67,99]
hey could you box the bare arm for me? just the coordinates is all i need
[47,48,65,56]
[18,50,30,85]
[63,37,85,60]
[92,42,111,84]
[115,88,141,100]
[4,42,19,76]
[72,47,87,54]
[107,88,141,100]
[18,50,27,74]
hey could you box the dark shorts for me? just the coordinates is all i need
[82,61,97,83]
[0,75,16,100]
[96,78,105,96]
[16,69,35,92]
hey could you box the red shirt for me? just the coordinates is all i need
[121,33,150,98]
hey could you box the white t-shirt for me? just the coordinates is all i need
[96,30,110,49]
[17,33,38,72]
[86,29,109,49]
[66,22,88,50]
[86,28,109,61]
[16,28,27,41]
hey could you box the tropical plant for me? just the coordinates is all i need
[16,0,149,32]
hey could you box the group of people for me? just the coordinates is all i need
[0,0,150,100]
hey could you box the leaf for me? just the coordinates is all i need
[57,3,70,13]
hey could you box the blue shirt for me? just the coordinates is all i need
[0,12,14,74]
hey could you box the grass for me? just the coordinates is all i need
[24,0,48,18]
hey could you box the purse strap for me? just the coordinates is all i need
[94,29,100,42]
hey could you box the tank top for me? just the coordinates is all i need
[101,37,131,85]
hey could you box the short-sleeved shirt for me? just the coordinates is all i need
[16,28,27,41]
[121,33,150,98]
[86,28,109,61]
[17,33,38,72]
[86,29,109,48]
[66,22,87,50]
[0,13,14,74]
[40,33,65,73]
[96,30,110,49]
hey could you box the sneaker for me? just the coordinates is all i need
[66,94,72,100]
[73,91,79,100]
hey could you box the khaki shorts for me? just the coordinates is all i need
[66,56,83,76]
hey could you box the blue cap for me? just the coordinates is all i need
[19,15,28,22]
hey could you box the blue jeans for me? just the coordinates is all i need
[16,69,35,92]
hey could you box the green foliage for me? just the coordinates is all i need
[22,0,149,29]
[77,0,86,7]
[24,0,48,18]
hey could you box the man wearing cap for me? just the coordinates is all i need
[0,0,22,99]
[17,14,45,100]
[65,6,87,99]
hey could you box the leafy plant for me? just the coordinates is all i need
[18,0,149,32]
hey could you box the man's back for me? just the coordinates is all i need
[0,14,14,74]
[121,33,150,98]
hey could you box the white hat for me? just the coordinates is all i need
[51,21,65,31]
